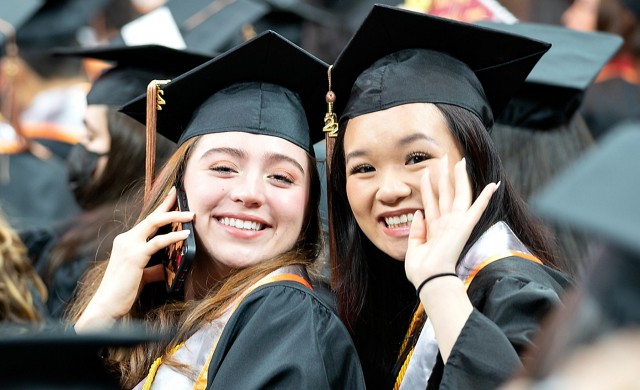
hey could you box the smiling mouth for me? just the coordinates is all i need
[217,217,265,231]
[383,213,414,229]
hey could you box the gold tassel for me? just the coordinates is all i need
[323,65,338,138]
[323,65,338,291]
[145,80,170,205]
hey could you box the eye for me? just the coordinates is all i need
[349,164,375,175]
[268,173,294,185]
[406,151,431,165]
[210,165,237,175]
[269,174,293,184]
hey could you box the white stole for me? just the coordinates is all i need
[399,222,532,390]
[133,265,309,389]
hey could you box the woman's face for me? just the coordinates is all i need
[344,103,463,261]
[562,0,600,32]
[183,132,311,278]
[83,104,110,179]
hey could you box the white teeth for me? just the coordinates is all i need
[218,217,263,231]
[384,213,416,228]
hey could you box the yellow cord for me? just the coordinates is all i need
[393,306,424,390]
[141,342,184,390]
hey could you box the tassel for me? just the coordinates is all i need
[145,79,170,205]
[323,65,338,138]
[323,65,339,290]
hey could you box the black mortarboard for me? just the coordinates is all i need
[0,0,42,47]
[531,123,640,255]
[132,0,332,55]
[54,44,214,107]
[0,323,166,389]
[120,31,328,154]
[479,22,623,129]
[15,0,112,48]
[332,4,551,129]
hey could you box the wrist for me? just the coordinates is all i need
[74,301,118,333]
[415,272,458,297]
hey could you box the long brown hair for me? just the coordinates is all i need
[329,103,561,387]
[0,212,47,323]
[67,135,323,388]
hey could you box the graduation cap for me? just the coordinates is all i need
[478,22,623,129]
[531,123,640,255]
[53,44,214,107]
[125,0,333,55]
[120,30,328,153]
[15,0,112,49]
[331,4,552,130]
[0,322,167,389]
[0,0,42,48]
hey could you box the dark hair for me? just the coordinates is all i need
[491,114,600,278]
[329,103,560,387]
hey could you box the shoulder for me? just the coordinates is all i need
[467,256,572,310]
[237,280,338,321]
[471,256,571,291]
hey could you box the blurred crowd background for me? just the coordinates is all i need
[1,0,640,388]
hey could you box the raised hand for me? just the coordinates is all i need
[75,187,194,332]
[404,156,499,289]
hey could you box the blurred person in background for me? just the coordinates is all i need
[32,45,215,319]
[0,209,47,326]
[485,22,622,279]
[501,123,640,390]
[563,0,640,139]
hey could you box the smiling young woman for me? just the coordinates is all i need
[327,5,572,389]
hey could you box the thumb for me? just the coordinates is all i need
[408,210,427,248]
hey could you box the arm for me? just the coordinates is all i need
[439,269,567,389]
[405,156,498,361]
[207,283,365,390]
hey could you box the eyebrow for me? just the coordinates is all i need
[345,132,438,163]
[264,152,306,175]
[200,147,246,160]
[200,147,305,174]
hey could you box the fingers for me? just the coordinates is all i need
[146,229,191,255]
[149,186,178,216]
[421,170,440,222]
[467,181,500,226]
[438,154,453,212]
[408,210,427,247]
[451,158,472,212]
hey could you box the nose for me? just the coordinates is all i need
[229,172,266,208]
[375,169,412,204]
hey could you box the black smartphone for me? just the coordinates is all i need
[161,187,196,294]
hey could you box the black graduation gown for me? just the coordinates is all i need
[425,256,571,390]
[207,280,366,389]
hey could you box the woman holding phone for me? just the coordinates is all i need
[68,32,365,389]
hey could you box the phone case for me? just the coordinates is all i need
[163,188,196,294]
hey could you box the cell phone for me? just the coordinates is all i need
[161,187,196,294]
